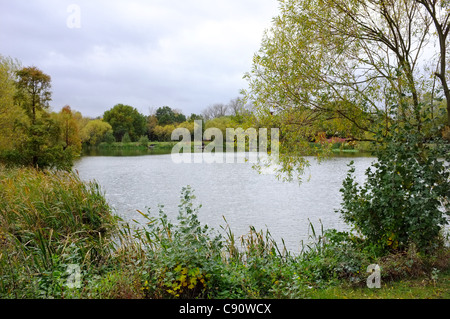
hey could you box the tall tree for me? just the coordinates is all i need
[147,114,158,140]
[56,105,82,156]
[416,0,450,125]
[245,0,448,130]
[15,66,52,125]
[228,97,245,117]
[173,109,187,123]
[187,113,203,122]
[103,104,147,141]
[201,103,229,120]
[14,66,60,168]
[244,0,449,180]
[155,106,176,125]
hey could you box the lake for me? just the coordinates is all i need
[73,151,374,253]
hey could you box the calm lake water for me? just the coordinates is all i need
[73,152,375,252]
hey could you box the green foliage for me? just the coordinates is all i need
[0,165,118,298]
[174,112,186,124]
[103,104,147,142]
[103,131,115,144]
[153,124,176,142]
[155,106,176,125]
[4,66,77,170]
[218,225,294,298]
[121,132,131,144]
[122,187,340,299]
[187,113,203,122]
[53,105,82,159]
[0,64,82,170]
[133,186,223,298]
[138,135,149,147]
[0,55,26,152]
[243,0,449,181]
[8,115,75,170]
[155,106,186,126]
[80,119,113,146]
[15,66,52,123]
[204,116,235,137]
[338,123,450,254]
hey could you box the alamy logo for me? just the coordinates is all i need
[170,120,279,164]
[66,4,81,29]
[66,264,81,289]
[366,264,381,288]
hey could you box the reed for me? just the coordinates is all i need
[0,164,118,297]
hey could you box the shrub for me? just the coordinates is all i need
[103,131,115,144]
[85,269,145,299]
[138,135,149,147]
[338,124,450,254]
[133,186,224,298]
[121,132,132,143]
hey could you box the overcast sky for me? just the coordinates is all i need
[0,0,279,117]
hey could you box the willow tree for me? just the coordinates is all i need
[244,0,449,179]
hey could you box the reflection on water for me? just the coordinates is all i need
[74,153,374,252]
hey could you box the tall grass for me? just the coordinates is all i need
[0,164,118,298]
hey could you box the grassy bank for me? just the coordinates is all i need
[310,269,450,299]
[97,141,176,150]
[82,141,177,156]
[0,165,448,299]
[86,140,373,157]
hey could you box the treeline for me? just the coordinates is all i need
[102,99,253,144]
[0,55,257,169]
[0,53,385,172]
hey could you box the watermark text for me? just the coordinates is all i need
[171,120,279,164]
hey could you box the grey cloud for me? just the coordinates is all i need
[0,0,277,117]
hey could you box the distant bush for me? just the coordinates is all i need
[138,135,149,147]
[103,131,115,144]
[121,132,132,143]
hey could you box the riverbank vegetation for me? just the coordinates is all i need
[0,54,366,169]
[1,0,450,300]
[0,165,118,298]
[0,170,448,299]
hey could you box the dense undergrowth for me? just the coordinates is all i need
[0,165,449,299]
